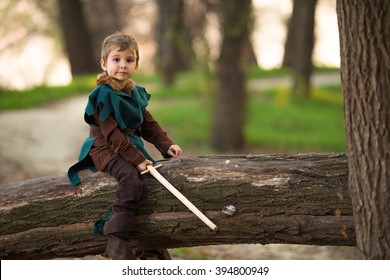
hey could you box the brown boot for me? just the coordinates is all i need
[134,249,171,260]
[105,233,136,260]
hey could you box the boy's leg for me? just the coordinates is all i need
[103,156,143,260]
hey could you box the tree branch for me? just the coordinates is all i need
[0,153,355,259]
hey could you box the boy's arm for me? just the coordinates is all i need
[140,110,175,158]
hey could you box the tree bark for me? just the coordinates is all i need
[337,0,390,259]
[0,154,354,259]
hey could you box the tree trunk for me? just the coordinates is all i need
[83,0,122,64]
[242,32,257,66]
[156,0,192,86]
[283,0,317,97]
[0,154,354,259]
[337,0,390,259]
[57,0,98,75]
[211,0,252,152]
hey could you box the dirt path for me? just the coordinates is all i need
[0,73,359,259]
[0,96,88,183]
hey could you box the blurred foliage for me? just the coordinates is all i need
[0,0,61,53]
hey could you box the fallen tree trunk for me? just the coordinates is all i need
[0,153,354,259]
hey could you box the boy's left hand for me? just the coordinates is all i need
[167,145,182,158]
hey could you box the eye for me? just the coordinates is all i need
[113,58,120,62]
[127,58,134,63]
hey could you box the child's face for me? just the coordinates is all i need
[100,46,138,85]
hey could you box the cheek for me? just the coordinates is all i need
[107,63,118,71]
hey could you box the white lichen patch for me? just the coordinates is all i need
[251,176,290,187]
[78,181,110,196]
[184,175,207,182]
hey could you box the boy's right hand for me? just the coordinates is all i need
[136,159,153,173]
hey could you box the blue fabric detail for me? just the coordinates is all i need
[93,206,113,235]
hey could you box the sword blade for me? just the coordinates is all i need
[147,165,218,232]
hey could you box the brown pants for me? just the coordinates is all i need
[103,156,143,259]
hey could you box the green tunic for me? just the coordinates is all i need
[68,84,154,186]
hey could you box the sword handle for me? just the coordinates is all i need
[140,163,163,175]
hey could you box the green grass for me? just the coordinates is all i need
[150,85,346,153]
[246,65,340,79]
[247,66,293,79]
[168,247,215,260]
[150,99,212,152]
[0,69,346,153]
[0,75,96,110]
[246,87,346,152]
[147,70,214,99]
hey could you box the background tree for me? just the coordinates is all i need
[180,0,213,71]
[211,0,252,152]
[337,0,390,259]
[83,0,122,64]
[242,36,258,66]
[57,0,98,75]
[283,0,318,97]
[156,0,193,86]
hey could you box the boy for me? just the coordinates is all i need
[68,32,182,259]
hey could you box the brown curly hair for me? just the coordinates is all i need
[100,32,139,65]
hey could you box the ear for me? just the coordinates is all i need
[100,59,107,71]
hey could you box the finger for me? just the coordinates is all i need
[169,152,177,158]
[175,149,182,157]
[175,149,181,157]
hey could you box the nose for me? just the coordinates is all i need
[120,61,127,69]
